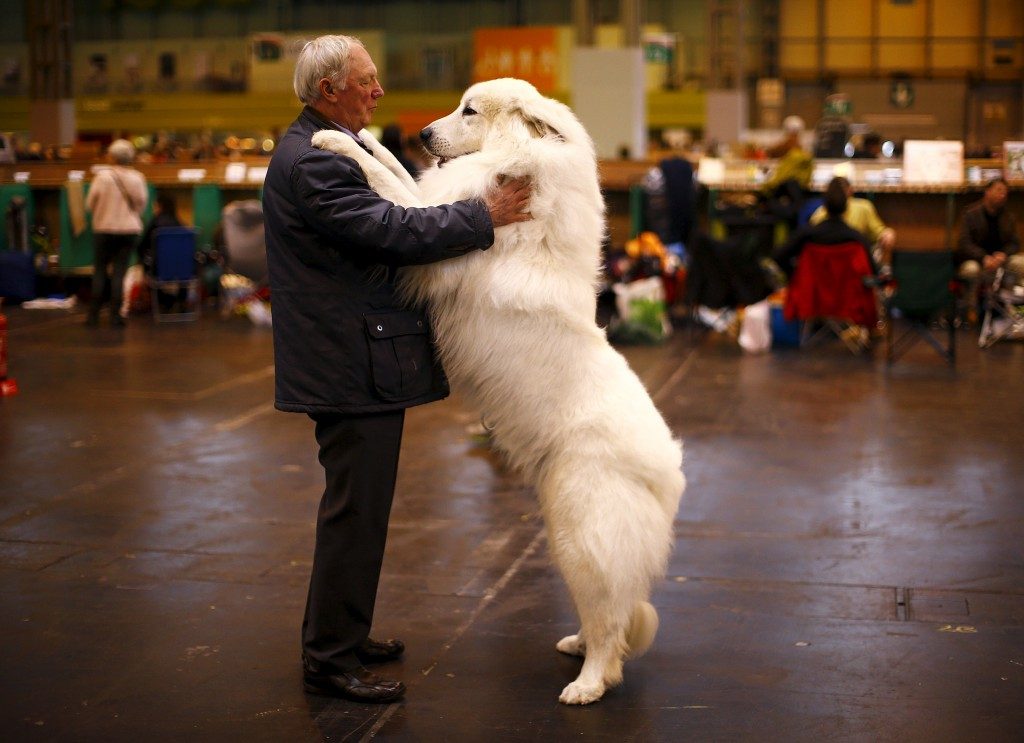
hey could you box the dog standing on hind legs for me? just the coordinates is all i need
[311,78,685,704]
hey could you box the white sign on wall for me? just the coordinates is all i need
[902,140,964,185]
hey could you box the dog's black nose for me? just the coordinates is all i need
[420,127,432,142]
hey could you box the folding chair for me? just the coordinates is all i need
[883,249,957,365]
[150,226,200,322]
[783,241,877,354]
[978,266,1024,348]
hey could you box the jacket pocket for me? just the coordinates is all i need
[364,310,436,401]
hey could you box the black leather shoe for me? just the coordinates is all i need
[303,666,406,703]
[355,637,405,665]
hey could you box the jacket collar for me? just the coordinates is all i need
[300,106,370,153]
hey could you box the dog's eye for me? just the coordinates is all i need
[462,106,477,116]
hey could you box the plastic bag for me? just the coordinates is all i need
[738,299,772,353]
[609,276,671,344]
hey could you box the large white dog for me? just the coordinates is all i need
[313,78,684,705]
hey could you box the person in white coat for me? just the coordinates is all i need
[85,138,148,326]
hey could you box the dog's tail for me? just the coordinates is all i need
[624,601,659,660]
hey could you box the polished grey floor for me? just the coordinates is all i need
[1,305,1022,742]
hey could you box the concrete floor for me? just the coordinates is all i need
[1,305,1022,742]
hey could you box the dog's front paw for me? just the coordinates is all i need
[311,130,349,153]
[556,634,586,657]
[559,680,605,705]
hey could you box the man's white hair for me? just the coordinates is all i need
[107,138,135,164]
[293,34,365,104]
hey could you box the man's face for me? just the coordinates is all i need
[984,182,1008,213]
[331,45,383,132]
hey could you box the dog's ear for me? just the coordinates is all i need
[515,98,564,141]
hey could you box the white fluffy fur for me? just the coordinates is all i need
[312,78,684,705]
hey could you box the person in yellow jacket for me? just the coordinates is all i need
[809,176,896,269]
[761,116,814,231]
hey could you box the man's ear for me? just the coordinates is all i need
[319,78,336,99]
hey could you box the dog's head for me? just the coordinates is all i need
[420,78,580,165]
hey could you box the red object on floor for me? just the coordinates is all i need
[0,303,18,396]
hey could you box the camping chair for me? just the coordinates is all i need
[883,249,957,365]
[978,266,1024,349]
[783,241,877,354]
[150,226,200,322]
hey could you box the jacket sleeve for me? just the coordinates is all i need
[290,146,494,267]
[861,201,886,244]
[956,207,986,265]
[129,172,148,216]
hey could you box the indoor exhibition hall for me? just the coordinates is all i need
[1,1,1023,740]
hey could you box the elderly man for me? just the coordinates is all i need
[956,178,1023,312]
[263,35,531,703]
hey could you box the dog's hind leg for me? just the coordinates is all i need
[541,460,674,705]
[556,576,628,705]
[556,630,586,657]
[557,599,657,661]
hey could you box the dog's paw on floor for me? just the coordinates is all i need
[556,634,586,657]
[559,680,605,705]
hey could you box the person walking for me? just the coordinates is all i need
[85,139,148,326]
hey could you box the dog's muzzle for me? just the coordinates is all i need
[419,127,454,167]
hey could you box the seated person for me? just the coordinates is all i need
[772,176,877,280]
[853,132,883,159]
[138,191,188,311]
[809,176,896,269]
[138,191,184,275]
[955,177,1023,310]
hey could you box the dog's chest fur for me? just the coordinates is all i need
[311,126,606,429]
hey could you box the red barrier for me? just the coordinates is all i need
[0,300,19,396]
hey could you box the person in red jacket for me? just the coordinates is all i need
[772,177,877,280]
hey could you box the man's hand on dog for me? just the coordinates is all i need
[485,176,533,227]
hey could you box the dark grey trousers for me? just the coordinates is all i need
[302,410,405,673]
[89,232,135,319]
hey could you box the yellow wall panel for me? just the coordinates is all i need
[933,0,980,38]
[825,0,871,37]
[780,0,819,38]
[878,0,926,39]
[931,41,979,69]
[780,41,819,71]
[985,0,1024,35]
[879,42,926,70]
[825,41,872,69]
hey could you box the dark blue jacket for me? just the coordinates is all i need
[263,107,494,414]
